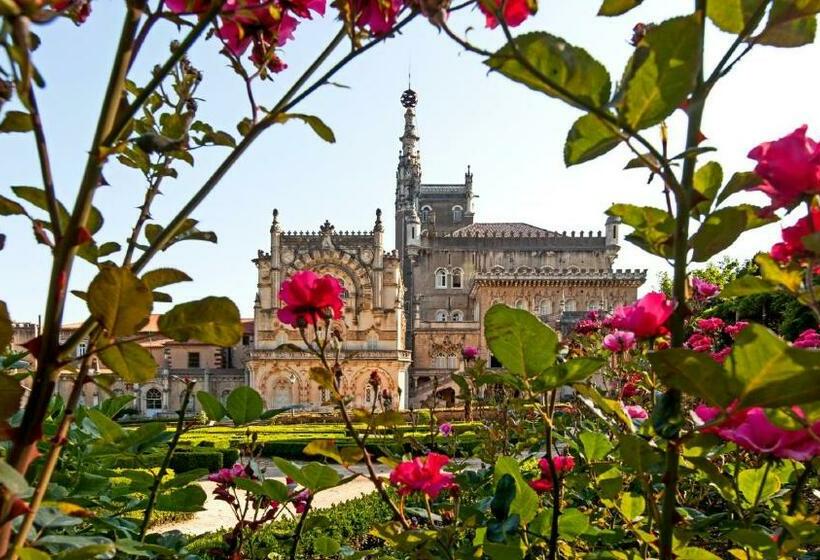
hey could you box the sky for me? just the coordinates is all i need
[1,1,818,323]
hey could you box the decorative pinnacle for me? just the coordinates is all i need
[401,88,417,108]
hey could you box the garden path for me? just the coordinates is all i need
[152,460,393,536]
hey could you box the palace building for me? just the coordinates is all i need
[249,88,647,409]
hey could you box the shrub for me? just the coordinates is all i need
[169,451,223,473]
[220,447,240,467]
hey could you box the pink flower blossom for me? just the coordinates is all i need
[624,404,648,421]
[769,207,820,264]
[529,477,553,493]
[609,292,675,338]
[725,321,749,338]
[277,270,344,327]
[478,0,536,29]
[574,319,600,335]
[389,453,455,498]
[439,422,454,437]
[602,330,636,352]
[694,405,820,461]
[621,382,639,399]
[461,346,479,360]
[696,317,725,334]
[691,277,719,300]
[710,347,732,363]
[349,0,403,35]
[746,125,820,212]
[685,333,713,353]
[292,489,311,513]
[530,455,574,493]
[793,328,820,348]
[208,463,247,484]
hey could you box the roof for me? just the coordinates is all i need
[62,315,256,337]
[449,222,557,237]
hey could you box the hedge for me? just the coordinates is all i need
[113,450,231,473]
[187,490,394,558]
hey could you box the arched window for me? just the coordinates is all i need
[451,310,463,322]
[145,388,162,410]
[421,206,431,223]
[366,331,379,350]
[564,299,577,312]
[435,268,448,289]
[434,356,447,368]
[515,299,527,310]
[447,355,458,369]
[452,205,463,222]
[451,268,463,289]
[365,385,373,404]
[435,310,448,322]
[538,299,552,317]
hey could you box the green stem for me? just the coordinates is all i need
[27,88,62,241]
[139,382,194,540]
[289,494,314,560]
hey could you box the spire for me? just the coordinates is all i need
[374,208,384,232]
[270,208,281,234]
[399,88,419,157]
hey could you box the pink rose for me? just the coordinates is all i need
[793,328,820,349]
[747,125,820,212]
[691,277,719,300]
[609,292,675,339]
[710,347,732,363]
[770,207,820,264]
[389,453,455,498]
[439,422,454,437]
[624,404,648,421]
[277,270,344,327]
[461,346,479,360]
[724,321,749,338]
[695,405,820,461]
[575,319,600,335]
[685,333,713,353]
[478,0,535,29]
[348,0,403,35]
[529,477,553,493]
[602,330,636,352]
[696,317,725,334]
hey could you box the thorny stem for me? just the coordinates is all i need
[139,381,194,540]
[0,4,145,550]
[27,89,62,241]
[124,155,170,264]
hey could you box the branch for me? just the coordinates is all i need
[27,89,62,241]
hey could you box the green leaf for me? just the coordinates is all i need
[725,323,820,408]
[97,242,121,258]
[707,0,766,33]
[196,391,226,422]
[98,341,157,383]
[579,431,613,461]
[0,458,30,495]
[262,479,290,502]
[86,409,126,443]
[756,0,820,47]
[16,548,51,560]
[484,304,558,377]
[145,218,217,251]
[313,537,341,556]
[692,161,723,217]
[687,456,738,503]
[155,485,207,512]
[151,291,172,303]
[162,468,209,489]
[720,275,778,298]
[690,205,774,262]
[87,266,152,337]
[620,15,701,130]
[716,171,763,206]
[618,492,646,521]
[618,434,663,473]
[738,466,781,506]
[0,301,12,350]
[0,195,26,216]
[494,456,539,525]
[607,203,675,258]
[564,112,622,166]
[756,253,803,292]
[491,474,516,521]
[273,457,307,487]
[141,268,192,290]
[536,358,604,391]
[11,186,102,235]
[274,113,336,143]
[300,462,341,491]
[225,386,264,425]
[648,348,736,407]
[158,296,241,346]
[0,374,24,421]
[675,547,722,560]
[0,111,33,133]
[598,0,642,16]
[557,508,590,540]
[485,32,612,110]
[303,440,343,464]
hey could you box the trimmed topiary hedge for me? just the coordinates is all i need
[168,451,223,473]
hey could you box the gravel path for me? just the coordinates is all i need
[153,461,392,536]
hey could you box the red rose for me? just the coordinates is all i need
[389,453,455,498]
[746,125,820,212]
[769,207,820,264]
[478,0,535,29]
[277,270,344,327]
[685,333,712,353]
[696,317,724,334]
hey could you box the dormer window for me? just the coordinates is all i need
[452,205,463,222]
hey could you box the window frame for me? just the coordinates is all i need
[435,268,448,289]
[187,351,201,368]
[145,388,162,410]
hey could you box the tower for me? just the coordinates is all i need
[395,87,421,352]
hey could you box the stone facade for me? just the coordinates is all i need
[248,211,411,410]
[392,88,646,406]
[53,316,252,418]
